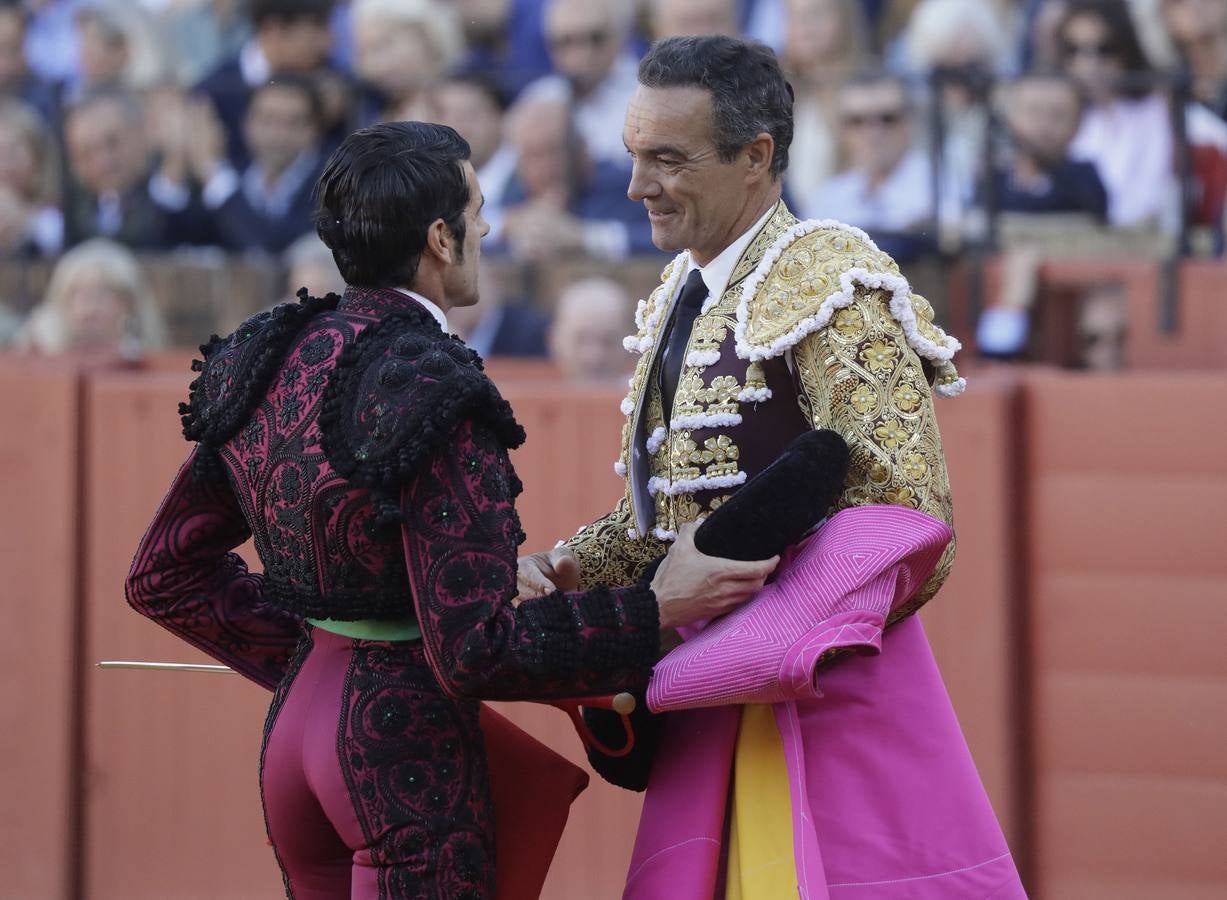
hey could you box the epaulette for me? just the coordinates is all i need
[318,305,525,495]
[733,220,966,397]
[180,289,342,447]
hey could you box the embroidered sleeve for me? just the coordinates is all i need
[562,499,668,590]
[125,449,303,690]
[791,286,956,615]
[400,420,660,701]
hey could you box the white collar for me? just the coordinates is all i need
[393,288,449,332]
[240,39,272,88]
[686,203,777,300]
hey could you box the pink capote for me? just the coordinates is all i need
[625,506,1026,899]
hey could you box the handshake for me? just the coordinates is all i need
[517,429,851,632]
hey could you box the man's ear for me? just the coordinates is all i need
[744,132,775,180]
[424,218,454,266]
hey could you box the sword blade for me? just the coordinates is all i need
[96,660,236,674]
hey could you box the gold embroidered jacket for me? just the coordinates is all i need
[564,202,965,620]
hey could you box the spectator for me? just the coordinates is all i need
[547,275,635,381]
[160,75,326,255]
[195,0,337,167]
[0,99,62,257]
[283,232,345,300]
[351,0,461,122]
[780,0,871,203]
[902,0,1017,205]
[1057,0,1181,229]
[497,92,655,261]
[975,71,1110,360]
[448,262,550,358]
[805,71,956,260]
[454,0,553,102]
[16,236,167,356]
[63,90,204,249]
[159,0,251,87]
[429,70,516,239]
[1161,0,1227,119]
[71,1,166,99]
[651,0,742,40]
[0,1,55,119]
[987,71,1108,216]
[528,0,639,168]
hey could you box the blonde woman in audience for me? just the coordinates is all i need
[781,0,870,204]
[351,0,462,122]
[17,237,167,357]
[0,100,62,258]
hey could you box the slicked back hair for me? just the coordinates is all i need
[638,36,794,178]
[314,121,471,288]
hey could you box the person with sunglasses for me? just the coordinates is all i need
[804,70,961,261]
[525,0,640,169]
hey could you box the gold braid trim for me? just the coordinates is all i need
[563,497,669,590]
[792,285,956,619]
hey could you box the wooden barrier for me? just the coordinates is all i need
[8,349,1227,899]
[0,357,82,900]
[1023,370,1227,900]
[924,369,1027,863]
[80,370,280,899]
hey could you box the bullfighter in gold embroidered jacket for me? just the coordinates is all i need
[518,35,1026,900]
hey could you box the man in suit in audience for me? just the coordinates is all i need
[195,0,337,168]
[64,90,209,249]
[158,75,326,256]
[495,91,656,261]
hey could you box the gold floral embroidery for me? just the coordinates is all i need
[873,419,907,449]
[902,453,929,482]
[850,383,878,414]
[861,339,898,373]
[883,486,919,508]
[892,384,922,413]
[791,274,956,621]
[564,496,668,589]
[834,306,865,337]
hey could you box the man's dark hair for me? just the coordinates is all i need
[251,0,334,28]
[839,68,913,109]
[254,72,325,129]
[638,36,793,178]
[314,121,471,288]
[440,67,510,113]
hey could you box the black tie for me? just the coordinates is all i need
[658,269,709,422]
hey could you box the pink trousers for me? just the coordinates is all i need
[260,627,495,899]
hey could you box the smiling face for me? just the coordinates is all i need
[623,83,772,265]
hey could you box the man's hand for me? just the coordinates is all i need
[651,523,778,631]
[515,547,581,603]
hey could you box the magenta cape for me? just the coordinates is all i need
[625,506,1026,899]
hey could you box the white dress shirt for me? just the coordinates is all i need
[394,288,449,332]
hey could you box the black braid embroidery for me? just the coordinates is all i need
[318,309,525,517]
[180,289,342,450]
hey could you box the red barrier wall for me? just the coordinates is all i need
[1024,371,1227,900]
[6,353,1226,899]
[80,370,280,899]
[0,358,81,899]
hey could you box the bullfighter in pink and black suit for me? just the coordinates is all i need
[125,121,775,899]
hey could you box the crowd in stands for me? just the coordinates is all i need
[2,0,1226,371]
